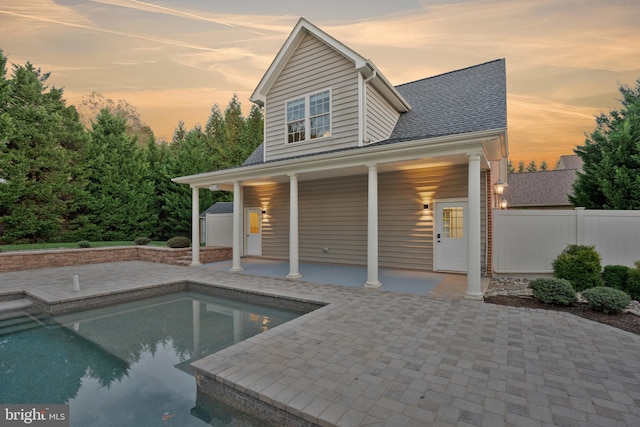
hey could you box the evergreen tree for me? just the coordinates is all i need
[540,160,548,171]
[162,127,218,237]
[517,161,525,173]
[0,51,90,243]
[526,160,537,172]
[84,109,157,240]
[570,79,640,209]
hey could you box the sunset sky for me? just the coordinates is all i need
[1,0,639,165]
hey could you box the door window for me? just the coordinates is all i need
[442,207,464,239]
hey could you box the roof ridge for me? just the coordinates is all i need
[395,58,505,88]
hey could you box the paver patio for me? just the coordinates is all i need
[1,261,639,426]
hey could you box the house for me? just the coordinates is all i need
[173,18,508,299]
[503,155,583,209]
[199,202,233,246]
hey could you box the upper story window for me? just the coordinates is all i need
[286,89,331,143]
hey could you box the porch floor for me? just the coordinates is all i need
[203,258,481,298]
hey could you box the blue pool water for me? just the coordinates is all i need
[0,291,304,426]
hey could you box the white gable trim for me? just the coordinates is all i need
[250,18,410,112]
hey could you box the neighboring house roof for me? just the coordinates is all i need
[504,169,577,208]
[199,202,233,218]
[557,155,583,171]
[242,59,507,167]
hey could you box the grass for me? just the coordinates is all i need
[0,241,167,252]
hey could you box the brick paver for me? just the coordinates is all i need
[2,261,639,426]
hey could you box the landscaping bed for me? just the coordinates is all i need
[485,277,640,336]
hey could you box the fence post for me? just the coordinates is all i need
[575,207,585,245]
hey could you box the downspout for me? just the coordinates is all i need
[361,68,377,145]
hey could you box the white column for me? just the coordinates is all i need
[466,153,483,299]
[364,164,381,288]
[287,173,302,279]
[231,181,244,272]
[190,185,202,266]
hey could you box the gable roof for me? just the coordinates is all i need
[200,201,233,217]
[243,59,507,166]
[504,169,577,208]
[250,18,410,112]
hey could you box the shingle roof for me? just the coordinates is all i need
[390,59,507,141]
[241,59,506,166]
[200,201,233,217]
[504,170,577,208]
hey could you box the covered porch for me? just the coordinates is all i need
[174,129,506,300]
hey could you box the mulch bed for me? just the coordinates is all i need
[484,295,640,336]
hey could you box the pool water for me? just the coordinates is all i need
[0,291,304,426]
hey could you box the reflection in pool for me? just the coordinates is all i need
[0,291,304,426]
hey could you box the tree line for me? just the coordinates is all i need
[0,50,262,244]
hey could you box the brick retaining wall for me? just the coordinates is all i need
[0,246,232,272]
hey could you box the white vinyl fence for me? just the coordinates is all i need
[493,208,640,276]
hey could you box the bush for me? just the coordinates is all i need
[627,269,640,301]
[529,278,577,306]
[552,244,603,291]
[167,236,191,248]
[77,240,91,248]
[602,265,630,290]
[135,237,152,246]
[581,287,631,314]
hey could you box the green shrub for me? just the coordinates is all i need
[581,287,631,314]
[552,244,603,291]
[529,278,577,306]
[626,269,640,301]
[167,236,191,248]
[77,240,91,248]
[135,237,152,246]
[602,265,630,290]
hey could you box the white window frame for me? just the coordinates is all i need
[285,88,332,143]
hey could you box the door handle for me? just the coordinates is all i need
[437,233,441,243]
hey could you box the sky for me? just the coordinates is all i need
[1,0,639,166]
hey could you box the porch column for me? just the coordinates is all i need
[231,181,244,272]
[190,185,202,266]
[466,152,483,299]
[287,173,302,279]
[364,164,381,288]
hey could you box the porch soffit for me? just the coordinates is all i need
[173,129,502,189]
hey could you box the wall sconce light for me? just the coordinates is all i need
[423,203,429,210]
[493,179,505,197]
[499,197,508,210]
[261,209,266,215]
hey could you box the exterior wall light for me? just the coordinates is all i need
[423,203,429,210]
[499,197,508,210]
[493,179,505,196]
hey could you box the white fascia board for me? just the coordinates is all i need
[250,18,368,106]
[172,128,505,188]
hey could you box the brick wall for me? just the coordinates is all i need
[0,246,231,273]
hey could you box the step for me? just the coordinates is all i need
[0,298,33,315]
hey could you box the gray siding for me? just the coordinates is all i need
[264,33,360,162]
[366,85,400,143]
[244,166,487,272]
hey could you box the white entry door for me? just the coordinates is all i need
[245,208,262,256]
[435,201,468,272]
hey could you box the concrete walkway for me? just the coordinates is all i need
[1,261,639,426]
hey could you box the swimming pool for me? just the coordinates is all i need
[0,291,305,426]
